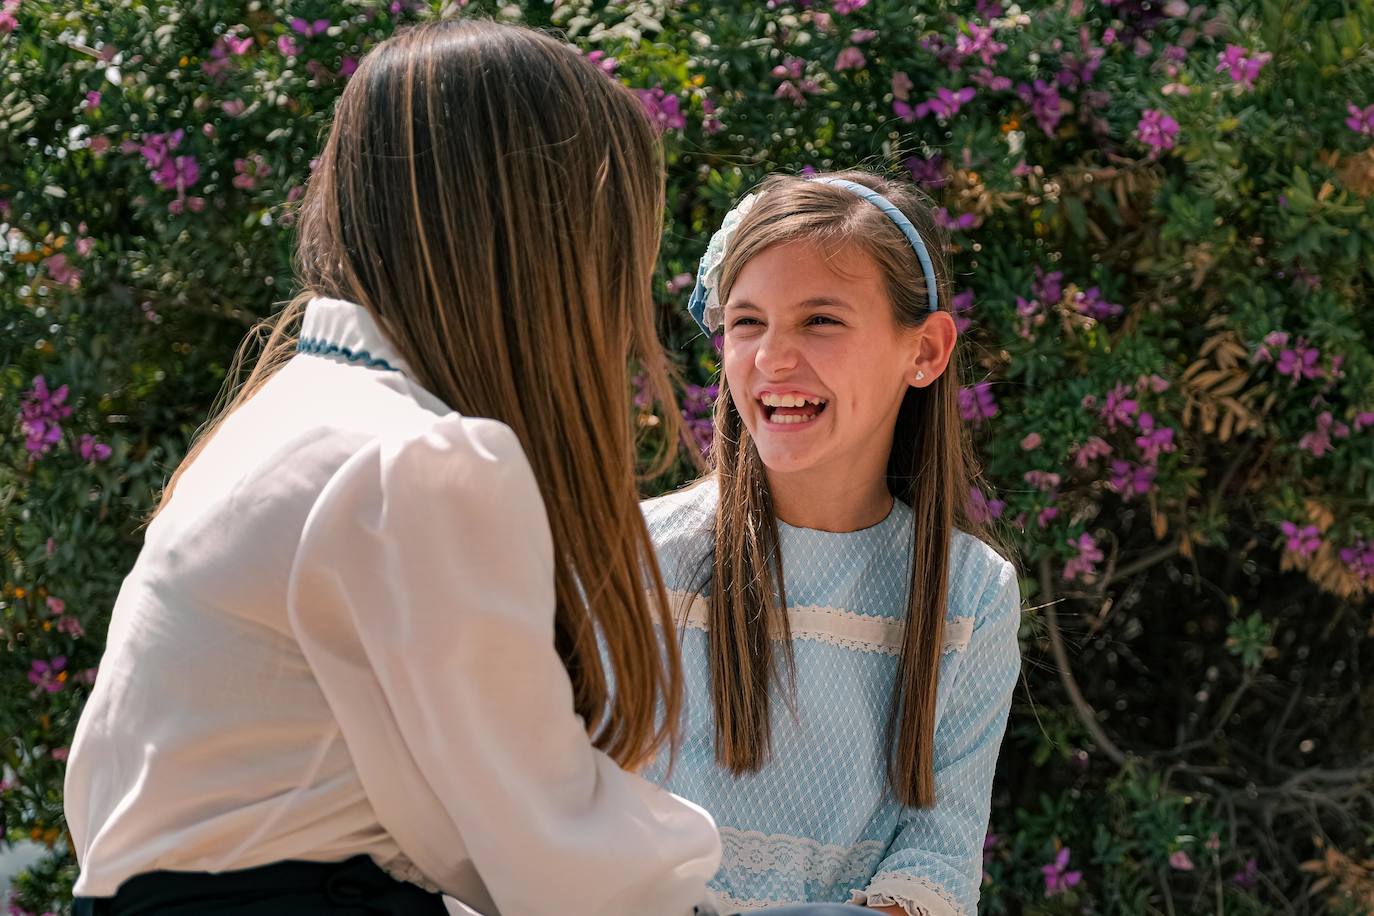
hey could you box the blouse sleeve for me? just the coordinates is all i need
[849,559,1021,916]
[287,413,721,916]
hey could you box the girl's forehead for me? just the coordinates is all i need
[728,239,887,301]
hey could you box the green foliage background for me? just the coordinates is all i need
[2,0,1373,912]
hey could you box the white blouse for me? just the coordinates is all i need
[63,297,722,916]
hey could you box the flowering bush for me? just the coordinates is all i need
[3,0,1374,913]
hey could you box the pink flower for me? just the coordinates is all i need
[1020,432,1042,450]
[1108,460,1157,500]
[958,381,998,424]
[222,98,247,117]
[44,253,81,288]
[1135,109,1180,153]
[1299,411,1345,457]
[1339,539,1374,583]
[833,0,868,14]
[1037,507,1060,528]
[1280,521,1322,557]
[84,90,102,109]
[289,17,330,37]
[78,434,112,462]
[1134,413,1177,464]
[1169,850,1195,871]
[1042,846,1084,896]
[891,70,913,101]
[277,34,301,56]
[1215,44,1270,90]
[19,375,72,455]
[232,154,272,190]
[901,86,976,121]
[56,614,86,638]
[28,656,67,694]
[1232,857,1260,889]
[0,0,19,34]
[850,28,877,43]
[338,56,358,78]
[1066,436,1110,466]
[1099,383,1140,430]
[1354,411,1374,433]
[585,50,618,75]
[635,87,687,132]
[955,22,1007,67]
[1276,342,1321,382]
[934,208,982,231]
[834,46,866,71]
[224,33,254,55]
[1024,469,1061,492]
[1347,102,1374,136]
[46,596,66,615]
[967,487,1006,524]
[951,289,974,333]
[903,154,947,188]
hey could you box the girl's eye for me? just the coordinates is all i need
[730,317,762,328]
[807,315,842,326]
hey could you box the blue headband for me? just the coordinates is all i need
[686,177,940,335]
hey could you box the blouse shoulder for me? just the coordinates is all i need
[640,477,717,593]
[947,528,1019,624]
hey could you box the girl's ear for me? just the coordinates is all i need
[908,311,959,388]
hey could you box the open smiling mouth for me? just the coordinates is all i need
[759,392,829,426]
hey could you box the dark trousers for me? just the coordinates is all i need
[72,855,447,915]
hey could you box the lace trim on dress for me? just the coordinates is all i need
[848,871,965,916]
[670,591,974,655]
[719,827,883,889]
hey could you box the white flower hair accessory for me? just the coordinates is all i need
[686,191,760,334]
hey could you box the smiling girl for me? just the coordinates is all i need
[644,171,1023,916]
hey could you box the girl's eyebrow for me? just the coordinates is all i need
[726,297,854,312]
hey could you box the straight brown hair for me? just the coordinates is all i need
[705,170,1004,806]
[157,19,685,770]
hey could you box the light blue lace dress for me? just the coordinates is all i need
[643,479,1022,916]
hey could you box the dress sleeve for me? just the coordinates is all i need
[287,413,721,916]
[849,559,1021,916]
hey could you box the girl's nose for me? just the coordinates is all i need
[754,330,799,376]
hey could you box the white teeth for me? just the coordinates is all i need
[761,393,826,408]
[770,412,818,425]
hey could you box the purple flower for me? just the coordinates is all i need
[84,90,102,109]
[277,34,300,56]
[681,383,719,456]
[1073,286,1122,320]
[701,98,722,135]
[1038,507,1060,528]
[1280,521,1322,557]
[338,56,358,78]
[971,68,1013,91]
[0,0,18,34]
[1108,460,1156,500]
[1232,857,1260,890]
[28,657,67,694]
[636,88,687,133]
[1339,540,1374,583]
[968,486,1006,523]
[1032,268,1063,305]
[955,22,1007,68]
[832,0,868,14]
[834,46,866,71]
[951,289,974,333]
[78,434,112,463]
[907,86,976,121]
[1016,79,1064,135]
[1216,44,1271,90]
[1275,342,1321,382]
[1042,846,1084,896]
[976,0,1003,18]
[586,50,618,75]
[1024,470,1061,492]
[1099,383,1140,430]
[934,207,982,231]
[959,382,998,424]
[1355,411,1374,433]
[903,154,947,188]
[1347,102,1374,136]
[1135,109,1180,153]
[1134,413,1177,463]
[1299,411,1347,457]
[19,375,72,456]
[289,17,330,37]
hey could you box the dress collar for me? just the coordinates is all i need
[298,297,414,375]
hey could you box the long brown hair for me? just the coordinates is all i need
[157,19,685,770]
[706,170,1004,806]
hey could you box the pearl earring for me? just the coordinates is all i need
[916,371,926,381]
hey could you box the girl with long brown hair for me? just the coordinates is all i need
[642,170,1023,916]
[62,19,722,916]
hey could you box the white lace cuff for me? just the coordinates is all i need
[849,871,964,916]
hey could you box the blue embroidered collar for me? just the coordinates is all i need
[297,297,411,374]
